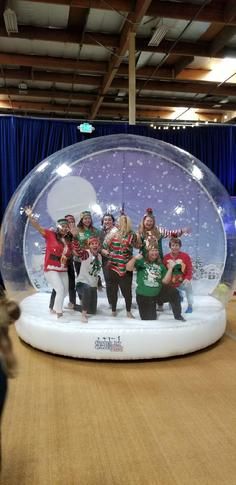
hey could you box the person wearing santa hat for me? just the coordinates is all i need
[137,208,190,260]
[137,208,190,312]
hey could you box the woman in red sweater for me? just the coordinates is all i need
[25,207,72,318]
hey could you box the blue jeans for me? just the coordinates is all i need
[76,283,97,314]
[178,281,193,306]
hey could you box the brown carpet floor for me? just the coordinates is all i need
[1,299,236,485]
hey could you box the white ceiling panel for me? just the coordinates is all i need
[86,8,125,33]
[163,19,210,42]
[80,44,111,61]
[14,0,69,28]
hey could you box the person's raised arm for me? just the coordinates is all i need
[162,259,176,284]
[126,253,142,272]
[24,206,45,236]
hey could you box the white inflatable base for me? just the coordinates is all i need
[16,293,226,360]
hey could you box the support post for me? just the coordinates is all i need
[129,32,136,125]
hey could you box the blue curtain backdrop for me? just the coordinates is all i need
[1,115,236,222]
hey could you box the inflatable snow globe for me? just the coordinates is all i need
[0,134,236,359]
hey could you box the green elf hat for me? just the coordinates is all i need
[56,218,68,227]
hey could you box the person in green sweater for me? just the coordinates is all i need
[126,245,185,321]
[69,210,101,283]
[137,207,190,313]
[76,211,100,247]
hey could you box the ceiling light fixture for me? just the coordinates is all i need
[3,8,18,34]
[148,20,169,47]
[18,82,28,92]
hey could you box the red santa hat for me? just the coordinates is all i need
[143,208,155,221]
[88,236,100,246]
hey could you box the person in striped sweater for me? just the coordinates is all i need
[102,214,137,318]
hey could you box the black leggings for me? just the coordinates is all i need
[109,270,132,312]
[137,285,182,320]
[102,260,113,306]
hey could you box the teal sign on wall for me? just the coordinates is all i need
[78,123,95,133]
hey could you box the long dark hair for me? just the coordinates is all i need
[101,213,115,226]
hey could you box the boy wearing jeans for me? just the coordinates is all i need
[73,237,102,323]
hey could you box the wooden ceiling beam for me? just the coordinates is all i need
[28,0,133,11]
[2,66,236,98]
[0,68,102,86]
[147,0,236,26]
[136,38,236,59]
[200,22,224,41]
[2,87,235,111]
[0,87,96,102]
[98,107,175,119]
[223,0,236,23]
[0,52,107,73]
[0,99,89,114]
[0,64,212,84]
[67,6,89,31]
[1,27,236,60]
[208,26,236,56]
[90,0,153,119]
[105,98,236,111]
[0,99,174,120]
[112,79,236,97]
[174,57,195,77]
[0,99,226,122]
[27,0,236,26]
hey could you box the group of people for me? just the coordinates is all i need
[24,206,193,323]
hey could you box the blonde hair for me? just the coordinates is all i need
[117,215,132,237]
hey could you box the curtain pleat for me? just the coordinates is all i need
[0,116,236,223]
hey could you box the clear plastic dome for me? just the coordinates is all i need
[1,134,236,303]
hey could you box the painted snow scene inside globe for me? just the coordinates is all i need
[1,134,235,360]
